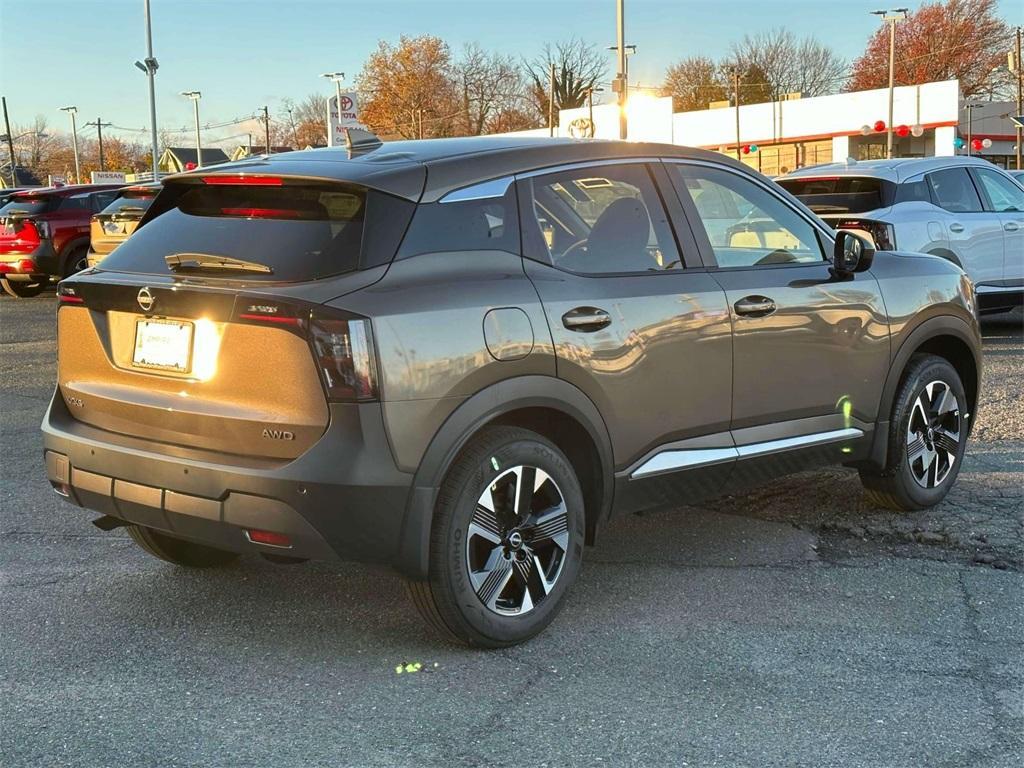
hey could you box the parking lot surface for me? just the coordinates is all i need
[2,294,1021,768]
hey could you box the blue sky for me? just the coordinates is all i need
[2,0,1021,147]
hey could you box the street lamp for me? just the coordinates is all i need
[321,72,345,147]
[134,0,160,177]
[964,102,984,156]
[181,91,202,168]
[59,105,80,183]
[871,8,909,159]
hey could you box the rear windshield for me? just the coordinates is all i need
[777,177,891,214]
[0,196,58,217]
[99,181,387,282]
[97,189,159,218]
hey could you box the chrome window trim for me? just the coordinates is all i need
[438,175,514,204]
[661,157,837,244]
[514,157,662,181]
[629,427,863,480]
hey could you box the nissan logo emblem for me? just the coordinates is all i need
[137,287,155,313]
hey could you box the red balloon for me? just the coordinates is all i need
[873,120,886,132]
[742,145,750,154]
[896,124,910,137]
[971,138,983,151]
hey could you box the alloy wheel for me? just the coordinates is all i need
[466,465,570,616]
[906,379,960,489]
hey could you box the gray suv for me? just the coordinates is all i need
[43,137,982,646]
[777,156,1024,313]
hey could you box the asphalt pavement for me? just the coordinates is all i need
[1,293,1021,768]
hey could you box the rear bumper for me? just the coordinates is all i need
[0,242,58,282]
[42,392,417,567]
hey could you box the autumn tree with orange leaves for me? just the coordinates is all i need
[847,0,1015,99]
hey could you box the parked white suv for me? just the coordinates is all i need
[778,157,1024,313]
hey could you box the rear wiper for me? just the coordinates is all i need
[165,252,273,275]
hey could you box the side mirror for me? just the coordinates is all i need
[832,230,875,276]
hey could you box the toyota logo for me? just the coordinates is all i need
[137,287,155,313]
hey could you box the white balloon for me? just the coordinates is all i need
[981,138,992,149]
[860,124,872,136]
[911,124,924,137]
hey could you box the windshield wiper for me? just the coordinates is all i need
[165,252,273,275]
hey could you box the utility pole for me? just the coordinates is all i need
[59,106,80,183]
[1015,26,1022,170]
[615,0,627,140]
[85,118,112,171]
[262,106,271,154]
[964,102,982,156]
[548,62,556,137]
[181,91,202,167]
[731,66,741,161]
[871,8,908,159]
[2,97,16,187]
[135,0,160,177]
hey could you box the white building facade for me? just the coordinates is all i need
[521,79,1020,175]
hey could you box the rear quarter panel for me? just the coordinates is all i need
[330,250,557,472]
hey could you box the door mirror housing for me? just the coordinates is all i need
[832,230,875,276]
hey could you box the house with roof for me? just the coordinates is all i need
[158,147,231,173]
[229,145,295,161]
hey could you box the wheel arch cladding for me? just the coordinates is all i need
[394,376,614,580]
[869,315,981,469]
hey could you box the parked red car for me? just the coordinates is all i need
[0,184,121,297]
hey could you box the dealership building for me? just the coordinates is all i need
[524,79,1020,175]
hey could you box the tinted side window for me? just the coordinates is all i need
[895,178,932,204]
[520,163,681,274]
[926,168,983,212]
[973,168,1024,212]
[397,183,518,258]
[671,164,823,268]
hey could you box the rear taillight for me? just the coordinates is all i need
[1,219,42,253]
[0,258,38,274]
[836,219,896,251]
[309,311,378,402]
[57,285,84,304]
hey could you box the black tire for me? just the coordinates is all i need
[62,245,89,277]
[859,354,968,511]
[127,525,239,567]
[1,279,44,298]
[406,426,585,648]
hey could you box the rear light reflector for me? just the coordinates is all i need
[245,529,292,548]
[59,294,84,304]
[0,258,39,274]
[310,314,378,402]
[219,207,302,219]
[238,313,302,326]
[202,175,283,186]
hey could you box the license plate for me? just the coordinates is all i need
[133,318,194,372]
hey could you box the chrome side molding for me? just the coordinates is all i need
[630,428,863,480]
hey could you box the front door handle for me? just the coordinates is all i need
[949,223,965,233]
[562,306,611,332]
[734,295,777,317]
[1005,222,1020,232]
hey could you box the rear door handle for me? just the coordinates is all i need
[734,295,777,317]
[949,223,965,233]
[1005,222,1020,232]
[562,306,611,332]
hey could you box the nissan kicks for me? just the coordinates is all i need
[43,136,982,647]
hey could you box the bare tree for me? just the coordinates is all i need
[662,56,728,112]
[527,38,606,125]
[284,94,329,147]
[455,43,532,135]
[731,28,846,99]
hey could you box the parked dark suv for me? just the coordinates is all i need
[43,137,982,646]
[0,184,120,297]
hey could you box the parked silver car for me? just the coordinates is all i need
[778,157,1024,313]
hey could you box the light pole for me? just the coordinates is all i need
[871,8,908,159]
[1015,26,1022,170]
[730,66,742,161]
[613,0,627,140]
[134,0,160,177]
[286,107,297,148]
[321,72,345,146]
[964,102,983,156]
[181,91,202,167]
[2,97,16,186]
[59,106,80,183]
